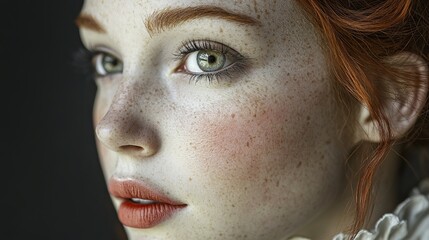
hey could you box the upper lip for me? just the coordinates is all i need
[108,177,186,206]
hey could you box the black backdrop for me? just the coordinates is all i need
[3,1,127,239]
[2,1,429,240]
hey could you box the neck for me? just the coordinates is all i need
[291,143,401,239]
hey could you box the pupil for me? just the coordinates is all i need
[196,50,225,72]
[106,57,116,66]
[207,55,217,64]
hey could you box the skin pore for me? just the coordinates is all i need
[76,0,417,239]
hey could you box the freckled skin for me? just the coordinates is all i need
[80,0,357,239]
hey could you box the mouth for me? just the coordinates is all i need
[108,178,187,228]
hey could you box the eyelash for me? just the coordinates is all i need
[73,40,250,84]
[174,39,249,83]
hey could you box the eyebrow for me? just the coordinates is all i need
[145,6,260,35]
[75,6,260,35]
[75,14,106,33]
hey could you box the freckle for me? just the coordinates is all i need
[231,113,235,118]
[307,116,310,121]
[246,142,250,147]
[220,27,223,33]
[257,14,261,19]
[287,73,290,76]
[321,155,325,159]
[276,180,280,187]
[232,204,235,207]
[189,177,192,181]
[325,140,331,144]
[297,161,302,168]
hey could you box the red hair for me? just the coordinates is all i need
[296,0,429,236]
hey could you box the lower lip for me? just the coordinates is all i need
[118,200,186,228]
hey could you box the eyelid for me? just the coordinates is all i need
[174,39,242,59]
[89,45,122,60]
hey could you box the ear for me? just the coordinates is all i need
[357,52,429,143]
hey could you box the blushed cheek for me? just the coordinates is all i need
[175,89,346,234]
[177,77,345,198]
[183,98,302,185]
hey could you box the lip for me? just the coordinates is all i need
[108,178,187,228]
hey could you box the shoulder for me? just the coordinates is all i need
[334,178,429,240]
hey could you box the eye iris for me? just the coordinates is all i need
[197,50,225,72]
[102,54,122,73]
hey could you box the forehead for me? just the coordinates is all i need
[78,0,316,54]
[81,0,290,15]
[80,0,302,32]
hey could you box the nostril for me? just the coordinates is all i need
[120,145,145,152]
[118,145,157,157]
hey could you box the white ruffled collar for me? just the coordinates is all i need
[290,178,429,240]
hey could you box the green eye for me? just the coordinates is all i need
[196,50,226,72]
[93,52,123,76]
[178,40,243,80]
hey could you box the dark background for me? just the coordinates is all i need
[2,1,427,240]
[3,1,127,239]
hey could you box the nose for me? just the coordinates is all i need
[95,94,160,158]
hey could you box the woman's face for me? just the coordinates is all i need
[78,0,355,239]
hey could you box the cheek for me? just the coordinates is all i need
[170,81,348,234]
[182,86,342,184]
[192,103,295,181]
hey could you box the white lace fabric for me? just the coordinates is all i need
[289,178,429,240]
[334,178,429,240]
